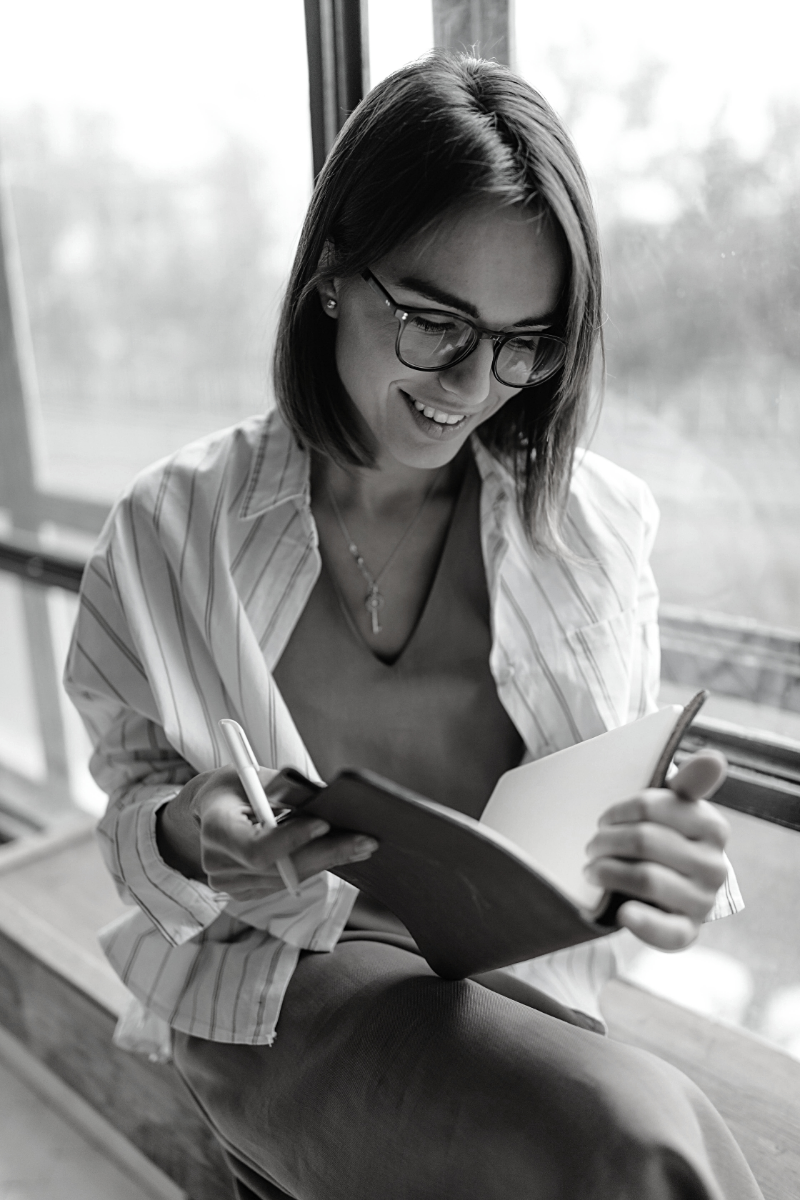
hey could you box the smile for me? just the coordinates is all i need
[411,399,466,426]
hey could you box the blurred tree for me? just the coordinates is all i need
[1,106,283,417]
[602,105,800,435]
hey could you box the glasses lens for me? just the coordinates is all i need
[494,334,566,387]
[397,312,474,369]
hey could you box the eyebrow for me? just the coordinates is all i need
[394,273,559,329]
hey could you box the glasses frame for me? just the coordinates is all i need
[361,269,566,388]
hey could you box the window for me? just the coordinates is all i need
[515,0,800,1057]
[516,0,800,741]
[0,1,314,813]
[1,1,313,504]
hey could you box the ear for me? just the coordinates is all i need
[316,279,339,318]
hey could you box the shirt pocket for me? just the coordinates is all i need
[566,608,636,731]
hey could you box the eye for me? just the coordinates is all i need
[504,334,539,350]
[407,312,460,334]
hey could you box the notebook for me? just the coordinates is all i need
[271,692,707,979]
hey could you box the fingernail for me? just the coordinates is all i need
[310,820,330,838]
[353,836,378,853]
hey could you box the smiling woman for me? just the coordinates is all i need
[63,52,761,1200]
[322,206,564,454]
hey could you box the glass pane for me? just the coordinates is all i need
[515,0,800,1059]
[367,1,434,87]
[515,0,800,740]
[618,807,800,1061]
[0,573,46,783]
[0,1,313,502]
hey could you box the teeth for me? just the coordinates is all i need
[413,399,465,425]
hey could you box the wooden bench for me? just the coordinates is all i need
[0,816,797,1200]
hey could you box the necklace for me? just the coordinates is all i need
[326,470,442,635]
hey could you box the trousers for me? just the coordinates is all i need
[172,938,763,1200]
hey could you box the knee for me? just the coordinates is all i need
[565,1045,725,1197]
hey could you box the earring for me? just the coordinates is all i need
[325,298,337,310]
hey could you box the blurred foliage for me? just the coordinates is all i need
[3,99,800,439]
[601,106,800,436]
[2,107,283,413]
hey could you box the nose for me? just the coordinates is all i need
[435,338,495,407]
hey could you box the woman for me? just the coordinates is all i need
[65,53,760,1200]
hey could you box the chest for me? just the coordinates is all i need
[272,461,524,815]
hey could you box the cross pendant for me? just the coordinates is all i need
[365,586,384,635]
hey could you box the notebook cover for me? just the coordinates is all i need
[274,694,708,979]
[275,768,606,979]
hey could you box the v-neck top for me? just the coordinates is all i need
[273,454,525,819]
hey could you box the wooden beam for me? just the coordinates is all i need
[0,824,233,1200]
[0,159,40,531]
[603,979,800,1200]
[304,0,369,177]
[661,604,800,714]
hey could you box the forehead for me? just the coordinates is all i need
[377,202,567,327]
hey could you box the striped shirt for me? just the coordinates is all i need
[64,410,742,1049]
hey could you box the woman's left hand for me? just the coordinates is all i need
[584,750,730,951]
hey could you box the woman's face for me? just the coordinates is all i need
[322,202,567,473]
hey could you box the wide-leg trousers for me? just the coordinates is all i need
[172,938,763,1200]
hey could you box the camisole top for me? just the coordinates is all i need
[273,454,524,820]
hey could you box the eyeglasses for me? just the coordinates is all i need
[362,270,566,388]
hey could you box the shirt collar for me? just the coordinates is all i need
[238,414,515,520]
[239,408,311,519]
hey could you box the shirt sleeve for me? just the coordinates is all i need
[627,481,661,722]
[64,513,356,952]
[706,852,745,919]
[64,544,230,945]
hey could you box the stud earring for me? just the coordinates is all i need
[325,298,337,310]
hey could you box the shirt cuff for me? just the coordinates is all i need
[705,853,744,921]
[97,784,228,946]
[226,873,358,951]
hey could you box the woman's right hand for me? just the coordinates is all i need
[156,767,378,901]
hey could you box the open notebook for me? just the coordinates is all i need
[272,693,707,979]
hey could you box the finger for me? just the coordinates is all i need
[245,815,334,870]
[585,822,729,891]
[207,830,378,893]
[292,831,379,880]
[669,749,727,801]
[585,857,717,920]
[599,791,730,847]
[616,900,700,951]
[200,788,269,854]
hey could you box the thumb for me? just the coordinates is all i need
[669,749,727,801]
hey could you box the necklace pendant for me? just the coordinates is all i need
[365,586,384,635]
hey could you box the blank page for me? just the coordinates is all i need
[480,706,683,910]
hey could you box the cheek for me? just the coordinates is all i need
[478,385,522,422]
[333,308,398,400]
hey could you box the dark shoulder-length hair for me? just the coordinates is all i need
[273,52,602,548]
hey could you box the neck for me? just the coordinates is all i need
[313,449,466,519]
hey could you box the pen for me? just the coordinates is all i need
[219,718,301,895]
